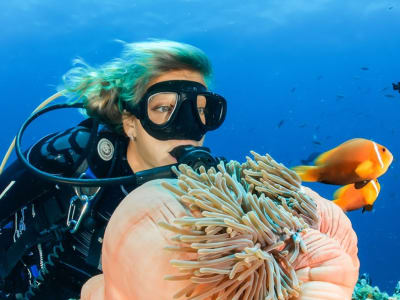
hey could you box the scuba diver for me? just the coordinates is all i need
[0,40,227,299]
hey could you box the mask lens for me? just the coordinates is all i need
[196,95,207,125]
[147,92,178,125]
[199,94,225,128]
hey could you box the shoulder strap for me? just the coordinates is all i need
[28,121,96,176]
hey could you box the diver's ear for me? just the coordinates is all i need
[122,113,138,141]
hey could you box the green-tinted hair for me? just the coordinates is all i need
[61,40,213,133]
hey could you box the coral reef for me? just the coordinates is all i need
[352,274,400,300]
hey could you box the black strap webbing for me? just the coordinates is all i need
[0,218,41,279]
[0,214,66,280]
[85,225,105,269]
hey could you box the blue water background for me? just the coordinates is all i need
[1,0,399,294]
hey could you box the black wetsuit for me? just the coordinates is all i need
[0,120,135,299]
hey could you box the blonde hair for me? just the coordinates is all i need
[62,40,213,133]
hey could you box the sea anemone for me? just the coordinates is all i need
[159,151,319,300]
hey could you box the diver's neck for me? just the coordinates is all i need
[126,141,149,173]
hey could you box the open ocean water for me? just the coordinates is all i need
[1,0,399,295]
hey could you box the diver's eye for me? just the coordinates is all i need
[154,105,174,113]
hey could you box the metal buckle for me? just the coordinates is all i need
[66,173,100,233]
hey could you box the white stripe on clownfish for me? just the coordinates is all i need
[372,142,384,169]
[370,179,379,195]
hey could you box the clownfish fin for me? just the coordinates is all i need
[362,204,373,213]
[340,138,364,145]
[354,180,370,189]
[291,165,320,182]
[333,185,348,200]
[332,200,345,211]
[355,160,373,178]
[332,185,350,211]
[314,148,337,165]
[332,198,346,211]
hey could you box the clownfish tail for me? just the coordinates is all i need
[291,165,320,182]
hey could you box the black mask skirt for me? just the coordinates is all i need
[123,80,227,141]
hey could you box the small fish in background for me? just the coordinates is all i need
[393,82,400,93]
[361,67,369,71]
[290,87,296,93]
[312,133,321,145]
[298,123,307,128]
[300,152,321,165]
[336,94,345,100]
[388,6,393,10]
[333,179,380,213]
[384,94,396,98]
[291,138,393,185]
[277,120,285,128]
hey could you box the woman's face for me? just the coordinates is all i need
[123,69,206,172]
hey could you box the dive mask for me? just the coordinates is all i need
[123,80,227,141]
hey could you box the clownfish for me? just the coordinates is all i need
[332,179,380,212]
[292,138,393,185]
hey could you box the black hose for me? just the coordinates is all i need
[22,242,65,300]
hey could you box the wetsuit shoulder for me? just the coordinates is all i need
[0,119,127,221]
[28,120,126,178]
[28,125,92,176]
[0,124,94,221]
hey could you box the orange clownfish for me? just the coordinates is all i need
[292,138,393,185]
[332,179,380,212]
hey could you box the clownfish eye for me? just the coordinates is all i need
[382,147,386,152]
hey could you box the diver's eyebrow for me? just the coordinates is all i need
[372,142,384,169]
